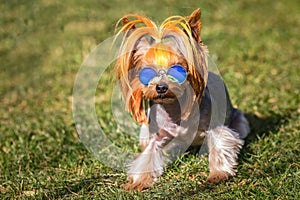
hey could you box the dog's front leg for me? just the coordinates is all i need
[139,123,150,151]
[206,126,244,183]
[123,130,172,191]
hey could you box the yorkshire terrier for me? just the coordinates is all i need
[114,8,249,191]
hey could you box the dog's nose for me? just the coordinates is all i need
[156,83,168,94]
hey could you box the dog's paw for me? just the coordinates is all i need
[122,173,155,192]
[207,171,228,184]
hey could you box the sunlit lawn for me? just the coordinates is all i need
[1,0,299,199]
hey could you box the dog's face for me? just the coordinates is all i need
[115,9,208,123]
[132,43,188,103]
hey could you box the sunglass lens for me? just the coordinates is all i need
[139,68,158,86]
[167,65,187,84]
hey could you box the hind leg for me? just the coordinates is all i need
[207,126,244,183]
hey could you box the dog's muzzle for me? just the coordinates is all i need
[156,83,168,94]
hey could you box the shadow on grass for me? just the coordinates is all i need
[242,111,291,153]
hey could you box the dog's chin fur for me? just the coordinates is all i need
[115,9,250,191]
[151,97,176,104]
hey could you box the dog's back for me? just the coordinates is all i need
[198,72,249,138]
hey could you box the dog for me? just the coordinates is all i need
[114,8,250,191]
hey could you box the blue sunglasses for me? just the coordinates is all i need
[138,65,187,86]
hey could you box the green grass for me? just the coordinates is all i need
[1,0,299,199]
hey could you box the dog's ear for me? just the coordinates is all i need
[122,18,136,37]
[188,8,202,43]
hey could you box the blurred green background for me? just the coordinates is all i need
[1,0,299,199]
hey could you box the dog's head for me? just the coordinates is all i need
[115,9,208,124]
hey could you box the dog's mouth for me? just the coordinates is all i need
[152,98,175,104]
[151,92,178,103]
[142,84,185,103]
[157,94,167,99]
